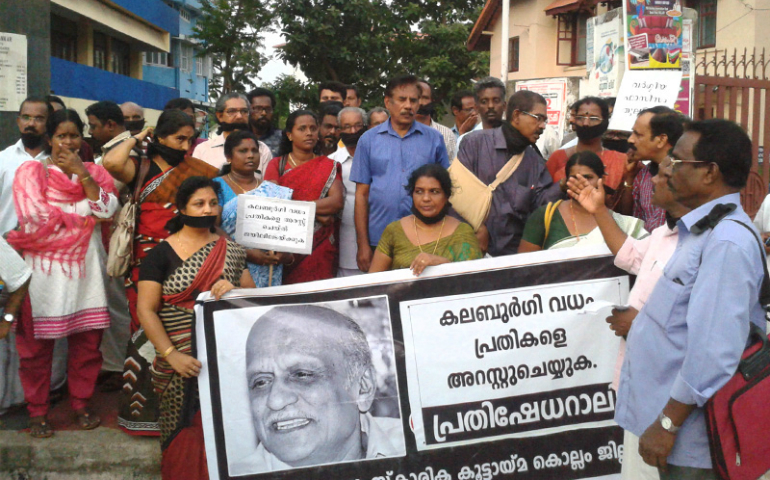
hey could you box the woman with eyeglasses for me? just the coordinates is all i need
[546,97,627,191]
[263,110,344,283]
[519,151,647,252]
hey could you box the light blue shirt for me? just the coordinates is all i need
[615,193,766,468]
[350,119,449,245]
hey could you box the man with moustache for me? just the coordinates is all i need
[120,102,146,137]
[455,90,560,256]
[456,77,507,150]
[351,75,449,272]
[247,88,282,158]
[616,107,684,232]
[192,92,272,175]
[567,146,692,480]
[318,103,342,157]
[86,101,131,157]
[231,305,405,474]
[344,85,362,108]
[416,79,457,160]
[546,97,626,190]
[610,120,763,479]
[330,107,367,276]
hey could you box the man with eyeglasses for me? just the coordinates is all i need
[192,92,271,175]
[546,96,627,190]
[247,88,282,158]
[613,119,765,480]
[455,90,560,256]
[0,96,69,416]
[330,107,367,277]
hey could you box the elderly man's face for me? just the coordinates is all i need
[246,317,363,467]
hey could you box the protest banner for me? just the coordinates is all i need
[234,196,315,255]
[196,246,628,480]
[623,0,683,70]
[608,69,682,131]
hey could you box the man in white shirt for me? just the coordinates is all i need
[0,96,67,413]
[192,93,271,176]
[330,107,367,276]
[416,79,457,160]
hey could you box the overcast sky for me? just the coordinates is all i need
[257,30,306,84]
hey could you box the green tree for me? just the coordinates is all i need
[194,0,273,97]
[272,0,489,113]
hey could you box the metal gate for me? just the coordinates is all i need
[694,48,770,217]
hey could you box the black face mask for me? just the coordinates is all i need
[181,214,218,229]
[220,121,249,132]
[340,128,366,148]
[411,202,450,225]
[125,119,146,132]
[575,119,609,141]
[603,138,629,153]
[147,141,187,167]
[648,161,659,176]
[417,102,437,117]
[20,132,45,150]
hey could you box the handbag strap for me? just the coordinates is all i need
[132,156,151,204]
[725,219,770,315]
[488,152,525,192]
[543,200,563,247]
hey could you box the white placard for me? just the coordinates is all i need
[608,69,683,132]
[234,195,315,255]
[0,33,27,112]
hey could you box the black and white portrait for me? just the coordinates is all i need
[206,296,406,476]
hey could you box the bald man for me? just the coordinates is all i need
[120,102,145,136]
[230,305,405,475]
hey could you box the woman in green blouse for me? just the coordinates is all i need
[369,164,482,276]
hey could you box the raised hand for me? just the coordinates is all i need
[566,174,605,214]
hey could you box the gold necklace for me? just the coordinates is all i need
[569,201,581,242]
[287,153,298,169]
[413,216,446,255]
[177,231,192,257]
[228,173,254,194]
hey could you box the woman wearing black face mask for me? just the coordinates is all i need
[136,176,253,479]
[546,97,627,191]
[369,164,482,276]
[105,110,220,437]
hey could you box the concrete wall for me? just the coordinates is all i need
[0,0,50,150]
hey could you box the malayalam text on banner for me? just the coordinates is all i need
[234,195,315,255]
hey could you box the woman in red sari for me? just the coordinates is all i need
[102,110,219,435]
[263,110,344,283]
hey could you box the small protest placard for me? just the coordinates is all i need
[608,69,682,132]
[234,196,315,255]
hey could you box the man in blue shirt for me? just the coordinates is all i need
[615,119,766,479]
[350,75,449,272]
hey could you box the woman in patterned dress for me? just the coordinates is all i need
[136,177,254,479]
[8,109,119,437]
[212,130,295,287]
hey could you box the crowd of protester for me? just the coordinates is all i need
[0,74,765,480]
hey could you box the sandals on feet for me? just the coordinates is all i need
[74,409,100,430]
[29,416,53,438]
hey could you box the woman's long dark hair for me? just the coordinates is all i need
[164,176,222,234]
[277,110,317,157]
[46,109,84,154]
[219,130,260,176]
[405,163,453,197]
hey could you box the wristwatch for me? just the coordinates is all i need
[658,413,680,434]
[2,313,14,324]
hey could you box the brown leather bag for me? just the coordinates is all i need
[106,157,150,277]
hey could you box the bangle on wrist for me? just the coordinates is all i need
[287,254,295,266]
[160,345,176,359]
[80,175,92,184]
